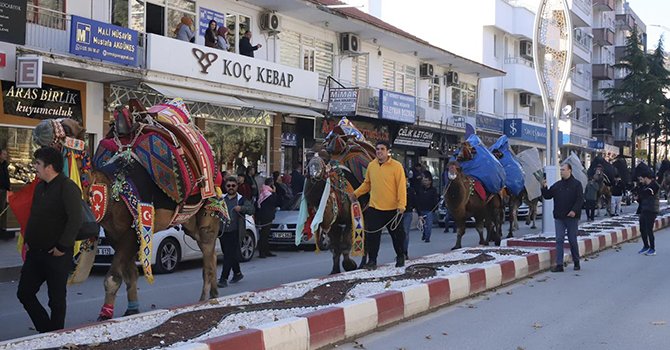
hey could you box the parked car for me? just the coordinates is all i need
[95,215,258,274]
[268,194,329,250]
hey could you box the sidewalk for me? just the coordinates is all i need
[0,232,21,283]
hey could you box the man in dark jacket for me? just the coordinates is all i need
[416,177,439,242]
[610,175,625,216]
[636,172,660,255]
[17,147,82,332]
[290,162,305,196]
[239,31,262,57]
[257,178,279,258]
[542,163,584,272]
[402,181,416,260]
[218,176,255,288]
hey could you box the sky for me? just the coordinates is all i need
[628,0,670,51]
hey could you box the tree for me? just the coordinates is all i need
[645,36,670,166]
[602,28,659,170]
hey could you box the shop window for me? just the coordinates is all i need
[451,82,477,117]
[280,30,333,85]
[429,76,440,109]
[27,0,66,29]
[204,121,268,176]
[351,54,368,87]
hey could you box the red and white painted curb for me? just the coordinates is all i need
[173,212,670,350]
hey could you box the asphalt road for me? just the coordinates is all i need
[0,204,637,342]
[334,228,670,350]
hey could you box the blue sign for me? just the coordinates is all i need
[199,7,226,37]
[589,140,605,149]
[504,118,523,138]
[476,114,504,133]
[69,16,138,66]
[378,90,416,123]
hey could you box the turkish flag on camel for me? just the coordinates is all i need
[8,179,39,261]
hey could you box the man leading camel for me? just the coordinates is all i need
[352,141,407,269]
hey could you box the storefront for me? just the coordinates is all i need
[503,118,550,163]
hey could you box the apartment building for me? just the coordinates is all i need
[379,0,598,163]
[591,0,646,159]
[0,0,501,188]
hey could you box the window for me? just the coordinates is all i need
[280,30,334,85]
[351,55,368,87]
[451,82,477,117]
[382,59,416,95]
[493,34,498,58]
[112,0,128,27]
[27,0,66,29]
[125,0,196,37]
[493,89,498,114]
[429,76,440,109]
[225,14,251,54]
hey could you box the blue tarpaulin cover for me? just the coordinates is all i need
[456,134,506,194]
[490,135,525,196]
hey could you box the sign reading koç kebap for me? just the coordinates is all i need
[69,15,139,66]
[0,79,84,124]
[0,0,26,45]
[394,126,433,148]
[328,88,358,117]
[379,89,416,123]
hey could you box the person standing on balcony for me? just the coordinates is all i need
[204,20,218,48]
[175,16,195,43]
[217,25,230,51]
[239,31,262,57]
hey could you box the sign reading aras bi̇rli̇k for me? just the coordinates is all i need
[69,15,139,66]
[1,80,83,123]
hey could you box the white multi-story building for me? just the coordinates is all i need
[378,0,596,162]
[0,0,502,195]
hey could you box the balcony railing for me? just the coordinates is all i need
[505,112,545,124]
[415,97,478,128]
[572,0,592,17]
[593,28,615,46]
[571,71,592,90]
[574,28,592,52]
[593,0,615,11]
[504,56,534,68]
[593,64,615,80]
[615,14,635,30]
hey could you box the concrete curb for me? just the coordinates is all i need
[174,213,670,350]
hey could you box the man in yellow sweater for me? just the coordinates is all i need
[353,140,407,269]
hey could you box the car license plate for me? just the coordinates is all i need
[97,246,115,255]
[273,231,293,239]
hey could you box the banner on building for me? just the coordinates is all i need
[327,88,358,117]
[379,89,415,123]
[588,140,605,149]
[0,77,86,126]
[394,126,433,148]
[0,0,26,45]
[69,15,139,66]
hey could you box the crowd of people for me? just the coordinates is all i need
[175,16,262,57]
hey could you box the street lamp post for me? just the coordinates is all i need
[533,0,573,236]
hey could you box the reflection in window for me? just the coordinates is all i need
[204,122,268,175]
[382,59,416,95]
[279,30,333,85]
[111,0,128,27]
[429,77,440,109]
[0,127,37,185]
[351,55,368,87]
[27,0,66,29]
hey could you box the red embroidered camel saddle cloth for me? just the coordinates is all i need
[93,98,218,225]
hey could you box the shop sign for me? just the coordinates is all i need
[320,118,390,144]
[281,132,297,147]
[588,140,605,149]
[476,114,503,133]
[198,7,226,37]
[0,0,26,45]
[328,88,358,117]
[378,89,416,123]
[562,133,590,148]
[394,126,433,148]
[146,34,318,100]
[69,15,139,66]
[0,78,85,125]
[504,118,522,138]
[505,120,549,146]
[16,56,42,88]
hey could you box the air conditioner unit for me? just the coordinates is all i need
[445,71,459,86]
[519,92,532,107]
[520,40,533,59]
[340,33,360,54]
[260,12,281,32]
[419,63,434,78]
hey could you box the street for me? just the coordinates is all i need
[0,205,635,342]
[335,227,670,350]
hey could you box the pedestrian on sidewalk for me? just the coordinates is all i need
[17,147,82,332]
[416,176,439,243]
[636,172,660,256]
[218,176,254,288]
[352,140,407,270]
[257,177,278,258]
[0,146,11,240]
[402,180,416,260]
[542,163,584,272]
[611,175,625,216]
[584,177,599,221]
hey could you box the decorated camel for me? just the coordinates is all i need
[34,99,226,321]
[296,118,374,274]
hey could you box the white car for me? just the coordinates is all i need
[95,215,258,274]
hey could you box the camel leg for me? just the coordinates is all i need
[337,223,357,272]
[476,217,487,246]
[452,220,466,250]
[329,228,342,274]
[121,256,140,316]
[183,210,220,301]
[99,229,138,321]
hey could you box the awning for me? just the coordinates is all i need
[241,98,324,118]
[144,83,252,109]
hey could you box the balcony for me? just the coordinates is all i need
[357,87,380,114]
[415,98,475,130]
[593,0,615,11]
[615,14,636,30]
[503,56,541,95]
[573,28,592,64]
[615,46,626,62]
[505,112,545,124]
[592,100,608,114]
[593,63,615,80]
[593,28,615,46]
[566,71,592,101]
[569,0,593,27]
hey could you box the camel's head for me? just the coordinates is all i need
[492,148,503,160]
[447,161,462,181]
[307,150,330,181]
[456,141,476,162]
